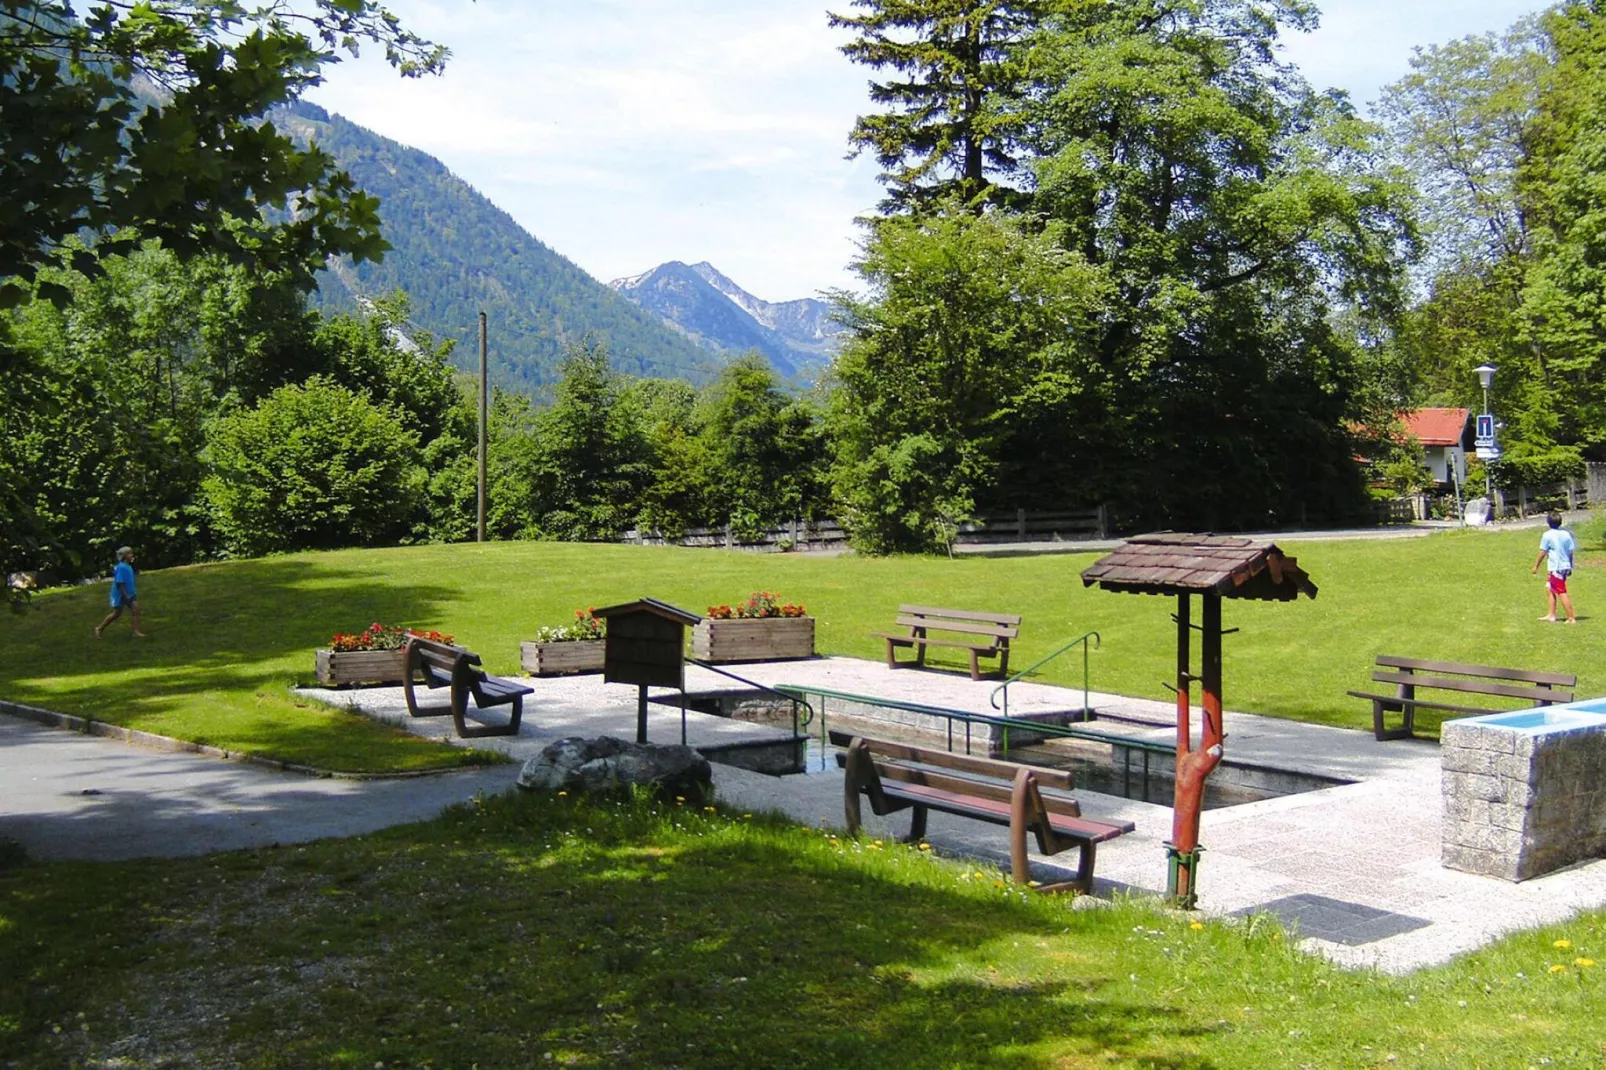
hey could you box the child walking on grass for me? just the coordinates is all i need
[94,546,146,638]
[1532,513,1578,624]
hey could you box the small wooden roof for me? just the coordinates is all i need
[592,597,702,625]
[1080,532,1317,602]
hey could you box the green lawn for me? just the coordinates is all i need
[2,790,1603,1068]
[3,521,1603,771]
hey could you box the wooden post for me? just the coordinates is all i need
[637,684,648,744]
[1017,507,1027,539]
[477,311,488,543]
[1096,503,1108,540]
[1169,592,1222,909]
[1519,485,1528,518]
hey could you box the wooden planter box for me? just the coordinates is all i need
[314,648,409,687]
[692,617,815,663]
[521,639,606,676]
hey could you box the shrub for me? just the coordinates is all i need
[203,377,423,556]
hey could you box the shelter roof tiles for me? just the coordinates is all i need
[1080,532,1317,601]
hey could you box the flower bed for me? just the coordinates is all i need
[314,624,455,687]
[693,592,814,663]
[520,608,607,676]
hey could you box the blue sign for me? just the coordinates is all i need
[1475,413,1497,449]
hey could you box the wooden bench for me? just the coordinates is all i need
[872,605,1021,680]
[403,637,534,739]
[831,730,1134,893]
[1348,655,1577,741]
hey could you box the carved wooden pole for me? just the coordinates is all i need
[1169,592,1224,908]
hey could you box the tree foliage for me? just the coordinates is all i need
[0,0,448,306]
[829,0,1042,210]
[202,376,422,557]
[830,0,1412,546]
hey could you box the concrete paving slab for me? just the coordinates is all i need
[0,716,512,861]
[9,649,1606,976]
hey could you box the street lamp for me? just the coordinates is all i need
[1474,363,1497,502]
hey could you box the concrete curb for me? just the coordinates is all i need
[0,698,484,781]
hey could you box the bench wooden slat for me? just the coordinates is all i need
[1369,671,1574,705]
[876,604,1021,680]
[1355,654,1578,741]
[404,637,530,739]
[874,632,1000,652]
[1347,691,1510,717]
[836,732,1131,893]
[882,782,1131,842]
[827,729,1073,790]
[1377,655,1576,688]
[836,755,1083,818]
[893,616,1018,638]
[898,604,1022,626]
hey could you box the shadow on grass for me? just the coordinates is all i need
[0,792,1220,1069]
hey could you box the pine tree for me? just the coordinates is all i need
[829,0,1042,210]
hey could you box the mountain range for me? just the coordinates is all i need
[609,261,843,381]
[279,102,842,391]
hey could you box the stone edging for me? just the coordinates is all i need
[0,698,473,781]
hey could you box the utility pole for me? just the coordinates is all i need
[478,311,488,543]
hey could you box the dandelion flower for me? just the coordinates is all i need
[1549,964,1568,974]
[1190,921,1205,931]
[918,843,931,851]
[1554,939,1573,950]
[1577,958,1596,968]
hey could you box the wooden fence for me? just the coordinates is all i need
[619,505,1110,553]
[1492,477,1590,519]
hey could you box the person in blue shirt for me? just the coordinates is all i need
[1531,513,1577,624]
[94,546,147,638]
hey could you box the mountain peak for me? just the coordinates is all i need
[609,262,844,381]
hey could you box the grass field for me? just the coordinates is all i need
[2,520,1602,771]
[2,789,1604,1068]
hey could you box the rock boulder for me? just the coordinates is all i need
[516,736,712,801]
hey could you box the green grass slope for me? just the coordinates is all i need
[3,521,1602,772]
[2,790,1603,1067]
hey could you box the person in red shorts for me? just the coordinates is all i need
[1531,513,1577,624]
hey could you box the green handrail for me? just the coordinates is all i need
[989,630,1101,720]
[773,681,1172,758]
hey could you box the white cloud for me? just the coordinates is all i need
[308,0,1552,300]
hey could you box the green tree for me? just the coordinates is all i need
[0,0,448,305]
[829,205,1107,551]
[524,341,651,541]
[833,0,1415,536]
[699,354,828,538]
[829,0,1042,210]
[1512,2,1606,452]
[202,377,422,556]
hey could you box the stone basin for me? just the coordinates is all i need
[1442,699,1606,881]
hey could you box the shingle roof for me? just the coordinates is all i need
[1080,532,1318,601]
[592,597,702,625]
[1400,408,1470,447]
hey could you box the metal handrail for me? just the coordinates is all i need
[772,682,1171,757]
[990,630,1102,719]
[685,658,817,737]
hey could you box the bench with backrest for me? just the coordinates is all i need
[831,730,1134,893]
[403,636,534,739]
[1348,655,1577,741]
[872,605,1021,681]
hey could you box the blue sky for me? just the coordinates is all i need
[307,1,1550,302]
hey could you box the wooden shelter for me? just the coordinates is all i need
[593,598,702,743]
[1081,533,1317,907]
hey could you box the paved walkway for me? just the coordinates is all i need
[8,654,1606,975]
[0,715,507,861]
[300,657,1606,974]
